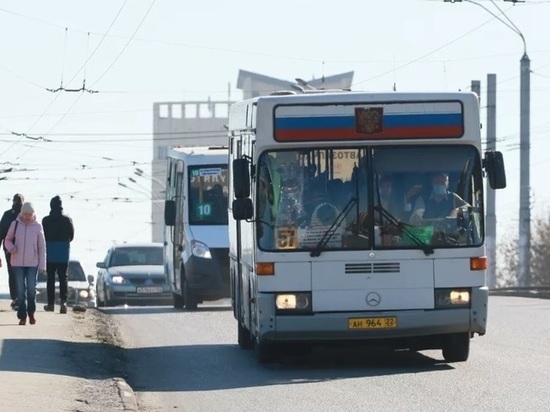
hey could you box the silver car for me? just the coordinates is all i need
[96,242,171,306]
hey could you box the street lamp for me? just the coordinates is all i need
[134,167,166,189]
[444,0,530,287]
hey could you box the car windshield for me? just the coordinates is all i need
[37,261,86,282]
[109,246,163,267]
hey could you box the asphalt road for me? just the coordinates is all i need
[100,296,550,412]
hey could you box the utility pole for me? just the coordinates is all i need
[518,53,531,287]
[471,78,497,288]
[471,80,480,99]
[486,74,497,289]
[443,0,531,287]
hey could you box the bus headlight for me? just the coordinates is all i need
[435,288,471,308]
[275,293,311,313]
[79,290,89,298]
[191,240,212,259]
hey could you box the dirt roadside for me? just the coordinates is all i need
[0,299,137,412]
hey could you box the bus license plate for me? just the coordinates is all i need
[348,317,397,329]
[137,287,163,294]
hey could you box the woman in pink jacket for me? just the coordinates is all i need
[4,202,46,325]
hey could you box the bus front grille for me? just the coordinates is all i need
[345,262,400,274]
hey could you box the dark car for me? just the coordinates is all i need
[36,259,97,308]
[96,242,171,306]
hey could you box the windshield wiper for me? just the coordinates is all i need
[310,197,357,257]
[374,205,434,256]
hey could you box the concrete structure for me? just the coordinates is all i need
[150,70,354,241]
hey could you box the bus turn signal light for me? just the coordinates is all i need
[256,262,274,276]
[470,256,487,271]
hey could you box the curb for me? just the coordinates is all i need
[114,377,139,411]
[489,290,550,299]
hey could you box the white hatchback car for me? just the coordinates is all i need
[36,259,97,308]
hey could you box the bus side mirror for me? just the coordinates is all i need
[484,151,506,189]
[232,198,253,220]
[233,159,250,199]
[165,200,176,226]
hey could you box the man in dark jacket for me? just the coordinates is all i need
[42,196,75,314]
[0,193,24,310]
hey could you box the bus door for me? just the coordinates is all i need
[174,159,185,291]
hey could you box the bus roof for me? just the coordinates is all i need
[238,90,478,105]
[168,146,228,165]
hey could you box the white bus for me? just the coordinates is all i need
[228,91,506,363]
[164,146,230,310]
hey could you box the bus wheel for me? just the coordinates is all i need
[442,333,470,362]
[238,322,253,350]
[254,338,277,364]
[183,280,198,310]
[172,292,184,309]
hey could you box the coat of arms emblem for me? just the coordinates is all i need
[355,107,383,134]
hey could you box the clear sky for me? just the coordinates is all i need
[0,0,549,279]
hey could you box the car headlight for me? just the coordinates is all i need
[191,240,212,259]
[275,292,312,314]
[79,290,89,298]
[110,275,127,284]
[435,288,471,308]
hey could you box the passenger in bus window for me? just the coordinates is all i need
[409,172,468,224]
[374,175,404,245]
[327,178,345,209]
[208,184,226,221]
[377,175,397,213]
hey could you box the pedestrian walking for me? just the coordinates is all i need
[0,193,25,310]
[4,202,46,325]
[42,196,74,314]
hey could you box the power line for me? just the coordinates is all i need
[63,1,129,91]
[352,4,514,87]
[1,1,129,162]
[91,0,157,88]
[0,129,225,137]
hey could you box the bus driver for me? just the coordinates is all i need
[410,172,468,224]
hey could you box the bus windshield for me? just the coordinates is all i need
[188,164,229,225]
[256,145,483,252]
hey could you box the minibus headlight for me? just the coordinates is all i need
[435,288,471,308]
[191,240,212,259]
[275,293,311,313]
[79,290,89,298]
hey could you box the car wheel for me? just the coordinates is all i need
[104,288,116,307]
[96,285,104,306]
[442,332,470,362]
[173,292,185,309]
[183,279,197,310]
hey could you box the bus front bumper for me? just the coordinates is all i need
[256,288,487,347]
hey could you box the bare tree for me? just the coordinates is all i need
[498,235,519,287]
[498,213,550,287]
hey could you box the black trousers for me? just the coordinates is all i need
[4,250,17,300]
[46,262,69,305]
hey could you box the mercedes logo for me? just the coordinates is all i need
[366,292,381,307]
